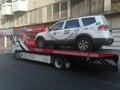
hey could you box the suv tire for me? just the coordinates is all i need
[77,37,93,51]
[36,38,46,48]
[15,51,21,60]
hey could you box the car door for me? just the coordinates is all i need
[49,21,65,40]
[63,19,80,40]
[49,19,80,41]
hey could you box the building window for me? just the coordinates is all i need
[29,10,35,24]
[15,15,19,26]
[61,1,68,19]
[34,9,37,23]
[71,0,81,17]
[47,5,52,21]
[20,15,22,25]
[9,17,14,27]
[29,8,42,24]
[38,8,42,23]
[1,17,6,25]
[53,2,60,20]
[71,0,91,17]
[23,13,27,25]
[36,9,39,23]
[91,0,104,14]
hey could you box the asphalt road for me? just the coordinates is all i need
[0,49,120,90]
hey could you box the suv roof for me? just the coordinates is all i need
[64,15,103,21]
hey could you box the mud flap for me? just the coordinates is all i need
[85,55,119,72]
[118,54,120,72]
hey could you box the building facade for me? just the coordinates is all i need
[0,0,120,49]
[0,0,120,29]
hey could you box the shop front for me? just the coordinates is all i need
[0,29,13,49]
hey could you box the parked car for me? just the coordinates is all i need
[35,15,114,51]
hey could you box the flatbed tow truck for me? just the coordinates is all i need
[13,47,120,71]
[11,25,120,71]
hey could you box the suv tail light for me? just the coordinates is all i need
[98,25,107,31]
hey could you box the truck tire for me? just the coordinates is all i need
[15,51,21,60]
[53,56,71,70]
[77,37,93,51]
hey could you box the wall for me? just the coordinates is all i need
[1,0,120,29]
[28,0,62,10]
[105,14,120,29]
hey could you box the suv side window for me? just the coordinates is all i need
[64,19,80,29]
[51,21,64,31]
[82,17,96,26]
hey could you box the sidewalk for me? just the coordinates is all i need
[0,48,12,54]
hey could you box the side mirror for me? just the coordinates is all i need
[48,28,51,32]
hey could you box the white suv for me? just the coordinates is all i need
[35,15,113,51]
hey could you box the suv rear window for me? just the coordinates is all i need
[82,17,96,26]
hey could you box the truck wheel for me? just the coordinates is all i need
[15,51,21,60]
[77,37,93,51]
[36,38,46,48]
[53,56,71,70]
[53,45,60,49]
[94,46,101,50]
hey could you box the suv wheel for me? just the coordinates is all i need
[36,38,46,48]
[77,37,93,51]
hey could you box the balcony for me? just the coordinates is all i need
[12,0,28,13]
[104,0,120,14]
[1,2,12,16]
[112,0,120,12]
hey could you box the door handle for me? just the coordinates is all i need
[64,30,70,34]
[53,31,61,35]
[53,32,56,35]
